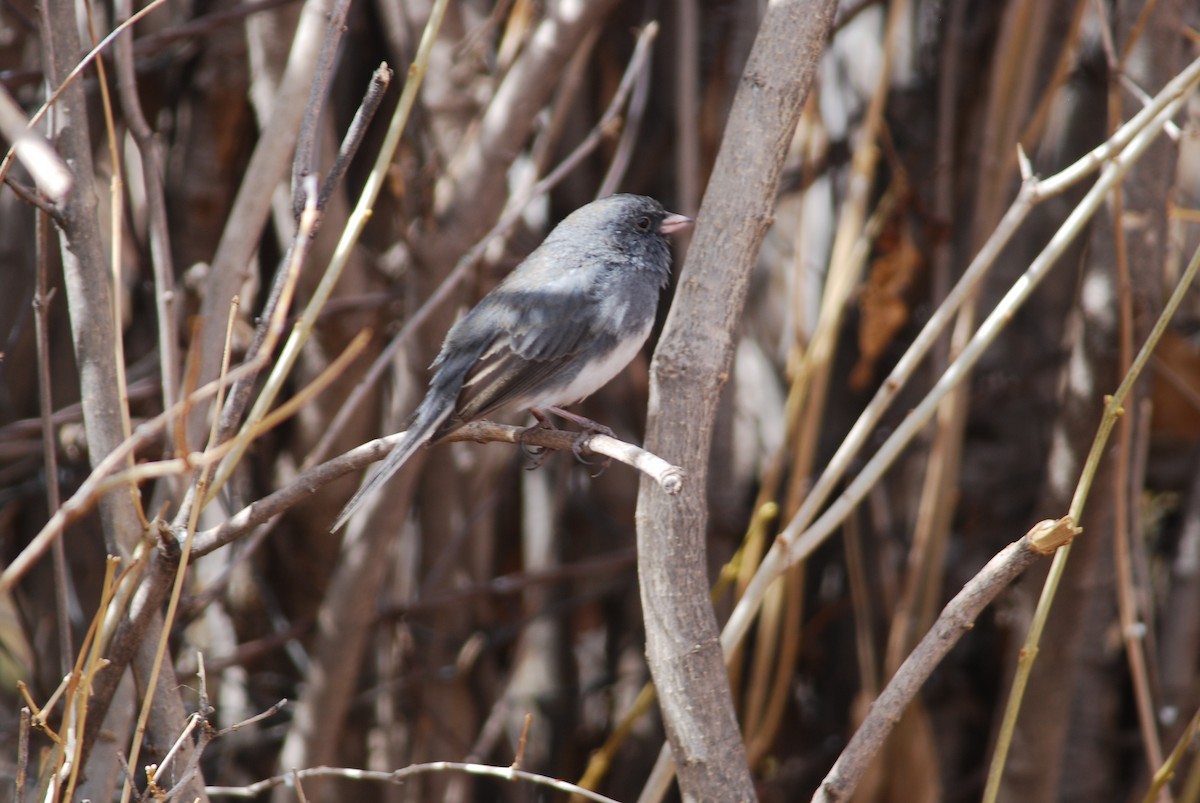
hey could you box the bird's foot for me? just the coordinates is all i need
[518,410,555,469]
[545,407,615,475]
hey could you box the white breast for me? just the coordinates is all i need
[532,318,654,408]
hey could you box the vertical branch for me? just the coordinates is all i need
[35,0,200,795]
[34,209,72,674]
[635,1,836,800]
[290,0,354,217]
[114,0,181,450]
[38,0,141,555]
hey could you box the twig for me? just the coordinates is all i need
[674,0,700,215]
[209,65,390,457]
[66,556,128,800]
[596,22,655,197]
[15,707,30,803]
[205,761,623,802]
[377,548,635,618]
[811,518,1081,803]
[3,173,61,220]
[881,0,967,679]
[160,697,287,803]
[184,0,336,449]
[1140,707,1200,803]
[290,0,354,218]
[146,656,217,802]
[209,0,449,488]
[152,712,204,788]
[0,377,161,440]
[181,520,277,617]
[33,208,72,674]
[511,713,533,770]
[114,0,181,448]
[201,183,334,506]
[213,698,287,738]
[318,64,392,212]
[293,771,310,803]
[1106,27,1165,776]
[192,422,682,557]
[528,25,600,179]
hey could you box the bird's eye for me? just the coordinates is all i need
[635,216,653,232]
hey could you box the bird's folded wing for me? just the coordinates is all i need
[452,285,597,420]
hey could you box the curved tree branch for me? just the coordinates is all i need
[634,1,837,801]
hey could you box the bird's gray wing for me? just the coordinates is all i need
[446,277,603,423]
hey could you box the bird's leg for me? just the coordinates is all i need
[544,406,615,474]
[544,406,615,437]
[517,408,555,469]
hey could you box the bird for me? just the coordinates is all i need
[331,193,693,531]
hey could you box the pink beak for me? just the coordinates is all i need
[659,212,694,235]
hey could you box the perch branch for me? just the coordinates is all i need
[206,762,622,803]
[193,422,683,557]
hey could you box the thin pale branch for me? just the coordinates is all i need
[719,53,1200,663]
[983,237,1200,803]
[193,421,682,557]
[206,761,623,803]
[0,83,70,200]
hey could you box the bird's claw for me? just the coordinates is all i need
[570,425,614,477]
[518,420,553,469]
[520,409,615,474]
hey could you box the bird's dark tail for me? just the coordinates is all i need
[330,394,453,532]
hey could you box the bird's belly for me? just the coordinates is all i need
[533,319,653,407]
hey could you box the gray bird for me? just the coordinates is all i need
[331,194,693,531]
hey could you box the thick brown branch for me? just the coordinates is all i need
[634,1,837,800]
